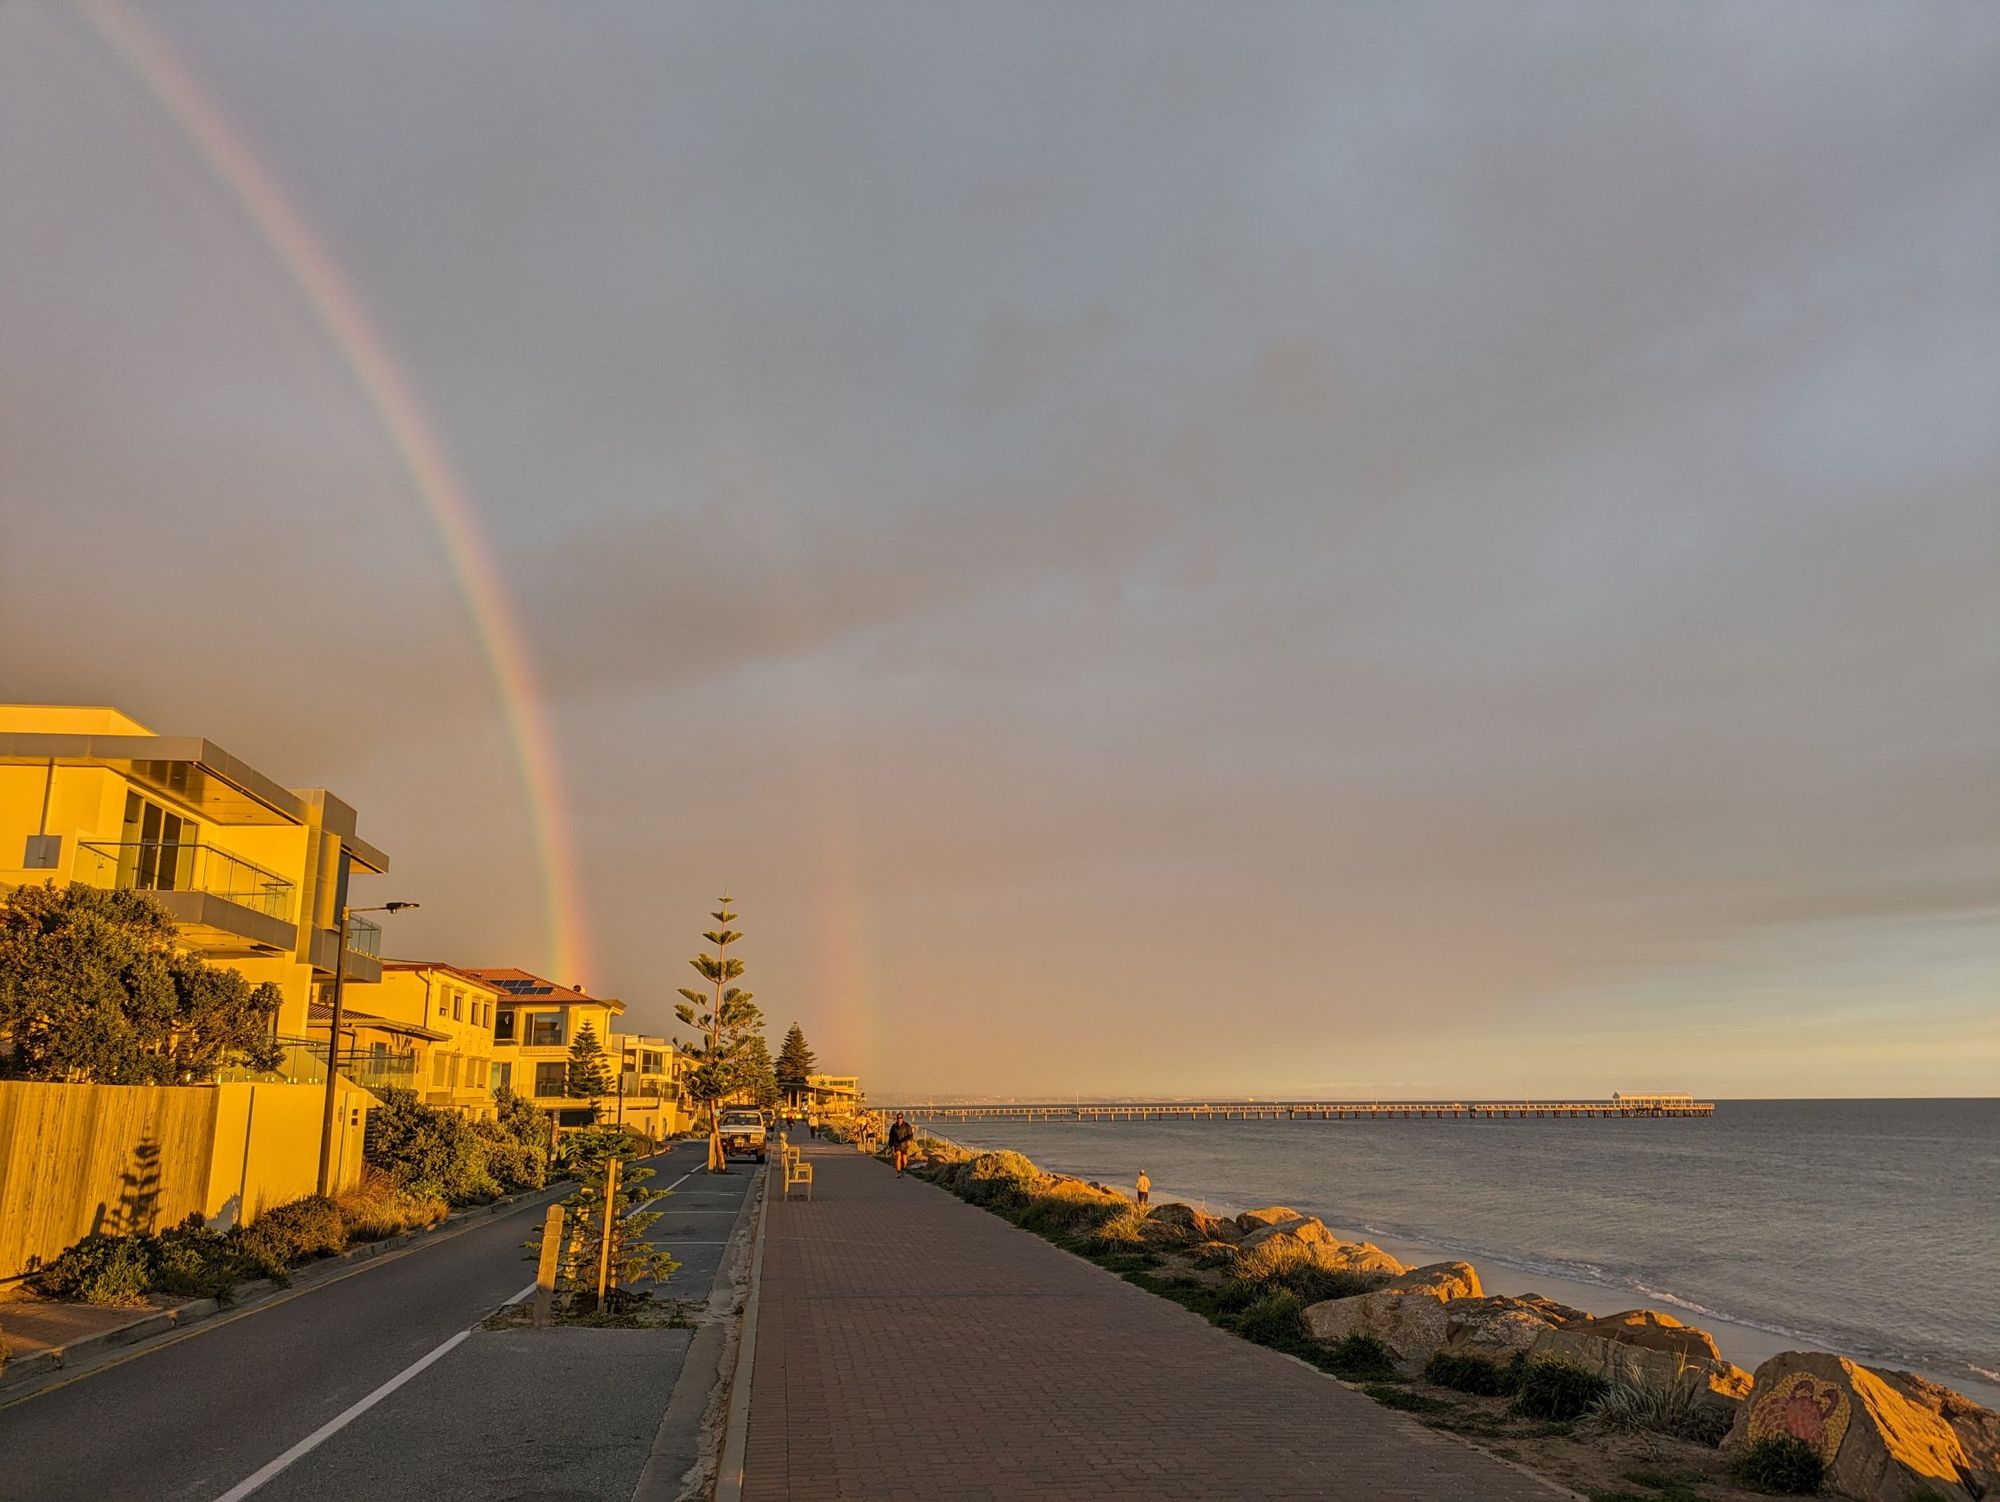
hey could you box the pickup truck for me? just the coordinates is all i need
[718,1108,769,1161]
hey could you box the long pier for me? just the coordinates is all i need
[884,1096,1714,1122]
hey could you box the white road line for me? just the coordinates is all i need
[211,1331,471,1502]
[213,1159,727,1500]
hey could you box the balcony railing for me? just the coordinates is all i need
[218,1035,328,1086]
[344,914,383,959]
[75,840,296,922]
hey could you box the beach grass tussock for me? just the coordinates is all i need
[335,1170,451,1242]
[1230,1235,1384,1304]
[1587,1375,1733,1446]
[1510,1358,1611,1421]
[1728,1434,1826,1494]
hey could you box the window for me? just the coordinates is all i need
[120,792,195,892]
[462,1056,483,1089]
[643,1050,664,1074]
[451,990,463,1022]
[437,985,450,1018]
[494,1008,515,1042]
[432,1051,451,1086]
[533,1062,565,1098]
[491,1061,512,1093]
[526,1012,565,1047]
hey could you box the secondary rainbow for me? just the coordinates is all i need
[74,0,589,983]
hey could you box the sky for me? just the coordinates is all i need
[2,1,1995,1099]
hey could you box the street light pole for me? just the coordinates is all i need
[317,900,418,1197]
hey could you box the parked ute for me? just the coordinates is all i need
[719,1108,769,1161]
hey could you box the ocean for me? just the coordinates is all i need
[932,1098,1999,1403]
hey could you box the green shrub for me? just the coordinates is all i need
[1424,1350,1521,1397]
[33,1233,155,1305]
[1511,1358,1610,1421]
[1230,1289,1308,1349]
[231,1195,346,1274]
[954,1151,1043,1210]
[473,1126,548,1194]
[1730,1435,1825,1494]
[365,1088,491,1201]
[1321,1333,1400,1380]
[150,1214,245,1299]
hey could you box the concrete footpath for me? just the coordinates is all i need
[735,1148,1571,1502]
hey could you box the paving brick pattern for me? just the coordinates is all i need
[739,1149,1568,1501]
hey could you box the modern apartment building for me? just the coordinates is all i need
[462,968,624,1129]
[327,962,502,1118]
[607,1032,691,1139]
[806,1073,863,1121]
[0,705,391,1038]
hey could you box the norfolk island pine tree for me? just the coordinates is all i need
[775,1022,816,1111]
[565,1020,614,1117]
[674,895,763,1173]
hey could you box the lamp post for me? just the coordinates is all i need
[317,900,419,1195]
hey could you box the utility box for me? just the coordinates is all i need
[22,834,61,868]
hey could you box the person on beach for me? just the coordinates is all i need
[888,1113,916,1175]
[1136,1170,1150,1208]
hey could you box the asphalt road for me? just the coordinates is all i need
[0,1143,756,1502]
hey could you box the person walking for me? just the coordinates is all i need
[888,1112,916,1176]
[1135,1169,1151,1208]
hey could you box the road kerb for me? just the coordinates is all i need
[631,1162,765,1502]
[711,1164,771,1502]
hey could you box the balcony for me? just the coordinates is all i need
[344,914,383,958]
[74,840,298,956]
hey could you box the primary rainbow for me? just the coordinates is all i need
[75,0,590,984]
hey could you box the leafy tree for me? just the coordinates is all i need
[0,883,282,1084]
[735,1033,780,1110]
[565,1021,613,1101]
[775,1023,816,1103]
[674,894,764,1172]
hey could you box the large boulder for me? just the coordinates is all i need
[1440,1295,1580,1365]
[1142,1202,1238,1247]
[1234,1206,1304,1232]
[1381,1261,1482,1301]
[1878,1371,2000,1497]
[1529,1318,1751,1415]
[1588,1308,1726,1363]
[1239,1216,1336,1252]
[1304,1290,1450,1369]
[1726,1352,1981,1502]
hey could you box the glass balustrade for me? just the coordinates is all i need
[74,841,296,922]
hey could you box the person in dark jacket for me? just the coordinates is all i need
[888,1113,916,1175]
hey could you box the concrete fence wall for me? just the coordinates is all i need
[0,1078,372,1279]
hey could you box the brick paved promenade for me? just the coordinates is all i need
[737,1147,1569,1501]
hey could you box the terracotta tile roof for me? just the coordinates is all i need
[456,967,624,1013]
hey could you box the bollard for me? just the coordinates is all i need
[531,1204,564,1326]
